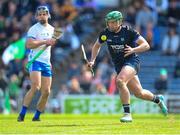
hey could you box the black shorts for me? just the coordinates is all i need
[114,57,140,74]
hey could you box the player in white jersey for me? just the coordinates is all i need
[18,6,56,121]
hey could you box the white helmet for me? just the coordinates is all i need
[36,6,51,19]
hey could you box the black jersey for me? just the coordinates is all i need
[98,25,140,65]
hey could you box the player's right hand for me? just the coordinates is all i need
[46,39,56,46]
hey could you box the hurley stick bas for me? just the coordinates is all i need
[81,44,94,77]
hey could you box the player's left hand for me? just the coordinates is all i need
[124,45,135,57]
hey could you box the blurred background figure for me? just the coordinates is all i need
[162,26,179,55]
[174,53,180,78]
[59,0,78,23]
[108,73,117,95]
[79,70,92,94]
[68,76,84,94]
[154,68,168,94]
[90,81,107,95]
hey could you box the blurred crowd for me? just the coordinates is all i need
[0,0,180,113]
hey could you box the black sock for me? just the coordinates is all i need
[123,104,130,113]
[153,95,160,104]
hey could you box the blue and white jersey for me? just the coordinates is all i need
[27,22,54,65]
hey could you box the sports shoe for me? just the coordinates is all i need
[120,113,132,122]
[32,117,41,121]
[17,115,24,122]
[157,95,168,116]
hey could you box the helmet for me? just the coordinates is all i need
[105,11,123,22]
[36,6,51,19]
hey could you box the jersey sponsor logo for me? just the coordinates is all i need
[107,39,112,42]
[110,44,124,53]
[114,35,118,37]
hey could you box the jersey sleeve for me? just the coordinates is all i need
[129,27,140,43]
[27,26,37,39]
[98,30,107,44]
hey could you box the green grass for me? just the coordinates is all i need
[0,114,180,134]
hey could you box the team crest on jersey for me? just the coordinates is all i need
[101,35,107,41]
[41,33,49,36]
[121,38,124,41]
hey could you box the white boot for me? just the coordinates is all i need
[120,113,132,122]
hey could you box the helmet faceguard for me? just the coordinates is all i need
[36,6,51,19]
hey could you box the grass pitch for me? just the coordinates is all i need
[0,114,180,134]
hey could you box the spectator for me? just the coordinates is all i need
[21,74,31,94]
[59,0,78,23]
[135,4,157,35]
[155,0,169,26]
[62,22,80,50]
[154,68,168,94]
[145,21,160,50]
[90,81,107,95]
[55,84,69,112]
[167,0,180,26]
[108,73,117,95]
[57,84,69,99]
[97,57,112,78]
[0,69,8,112]
[162,27,179,55]
[8,74,20,100]
[69,77,83,94]
[91,69,102,85]
[79,70,92,94]
[125,5,136,26]
[7,74,20,111]
[0,28,8,55]
[0,88,4,113]
[0,69,8,93]
[174,54,180,78]
[67,62,80,79]
[49,98,61,113]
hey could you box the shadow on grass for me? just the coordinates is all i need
[39,123,124,127]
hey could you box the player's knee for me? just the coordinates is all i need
[134,91,144,98]
[117,75,127,82]
[42,89,51,97]
[31,82,41,91]
[116,78,126,89]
